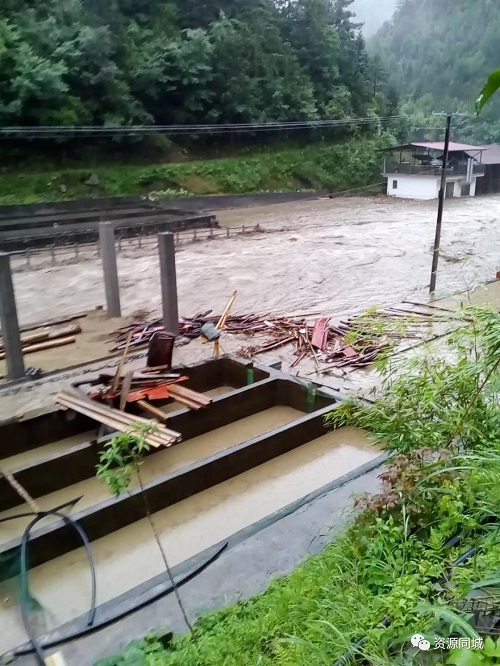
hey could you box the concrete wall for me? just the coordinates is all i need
[386,174,440,200]
[453,177,478,198]
[387,174,479,200]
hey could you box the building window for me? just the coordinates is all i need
[392,180,398,189]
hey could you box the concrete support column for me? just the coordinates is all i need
[0,253,25,379]
[158,232,179,335]
[99,222,121,317]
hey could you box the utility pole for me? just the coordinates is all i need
[429,113,452,294]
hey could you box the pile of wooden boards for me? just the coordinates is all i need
[167,384,211,410]
[56,391,182,448]
[0,323,81,360]
[73,367,212,413]
[0,311,88,360]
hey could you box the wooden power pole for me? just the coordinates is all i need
[429,114,452,294]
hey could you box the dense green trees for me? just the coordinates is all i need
[373,0,500,142]
[0,0,394,128]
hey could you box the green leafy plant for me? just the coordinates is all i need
[477,70,500,114]
[326,306,500,455]
[96,422,192,632]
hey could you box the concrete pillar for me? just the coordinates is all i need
[158,232,179,335]
[0,253,25,379]
[98,222,121,317]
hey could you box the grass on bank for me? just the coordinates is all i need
[0,137,386,205]
[96,306,500,666]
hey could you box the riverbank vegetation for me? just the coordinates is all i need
[97,305,500,666]
[0,136,389,205]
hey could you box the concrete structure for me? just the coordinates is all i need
[158,232,179,336]
[98,222,121,318]
[382,141,486,200]
[475,144,500,195]
[0,253,25,379]
[0,356,384,662]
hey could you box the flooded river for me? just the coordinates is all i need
[0,425,377,654]
[9,194,500,326]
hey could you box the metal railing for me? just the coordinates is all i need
[384,162,486,176]
[9,224,263,272]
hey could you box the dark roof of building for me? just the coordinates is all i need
[382,141,484,155]
[478,145,500,165]
[410,141,483,153]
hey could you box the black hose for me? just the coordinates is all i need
[0,497,83,525]
[14,541,228,657]
[19,509,97,665]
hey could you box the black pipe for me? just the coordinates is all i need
[0,496,83,525]
[19,509,97,665]
[14,541,228,656]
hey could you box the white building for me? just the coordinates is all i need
[382,141,486,200]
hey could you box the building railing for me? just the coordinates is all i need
[384,162,486,176]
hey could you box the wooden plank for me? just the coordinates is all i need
[55,391,181,446]
[137,400,168,422]
[0,335,76,360]
[311,317,330,351]
[166,383,211,406]
[213,290,237,358]
[111,330,132,394]
[11,311,88,336]
[119,370,134,411]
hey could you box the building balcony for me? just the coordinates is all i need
[383,162,486,177]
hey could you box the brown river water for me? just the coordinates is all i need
[8,195,500,326]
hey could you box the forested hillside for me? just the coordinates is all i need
[351,0,397,36]
[0,0,394,128]
[373,0,500,142]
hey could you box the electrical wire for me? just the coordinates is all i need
[0,497,83,524]
[13,541,228,657]
[19,509,97,665]
[0,116,407,139]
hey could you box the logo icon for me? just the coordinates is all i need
[411,634,431,651]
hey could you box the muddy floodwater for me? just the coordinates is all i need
[9,195,500,326]
[0,426,377,654]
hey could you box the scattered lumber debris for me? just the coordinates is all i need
[236,305,463,372]
[55,391,181,448]
[0,324,81,360]
[108,303,461,375]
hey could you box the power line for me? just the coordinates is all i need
[0,116,406,139]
